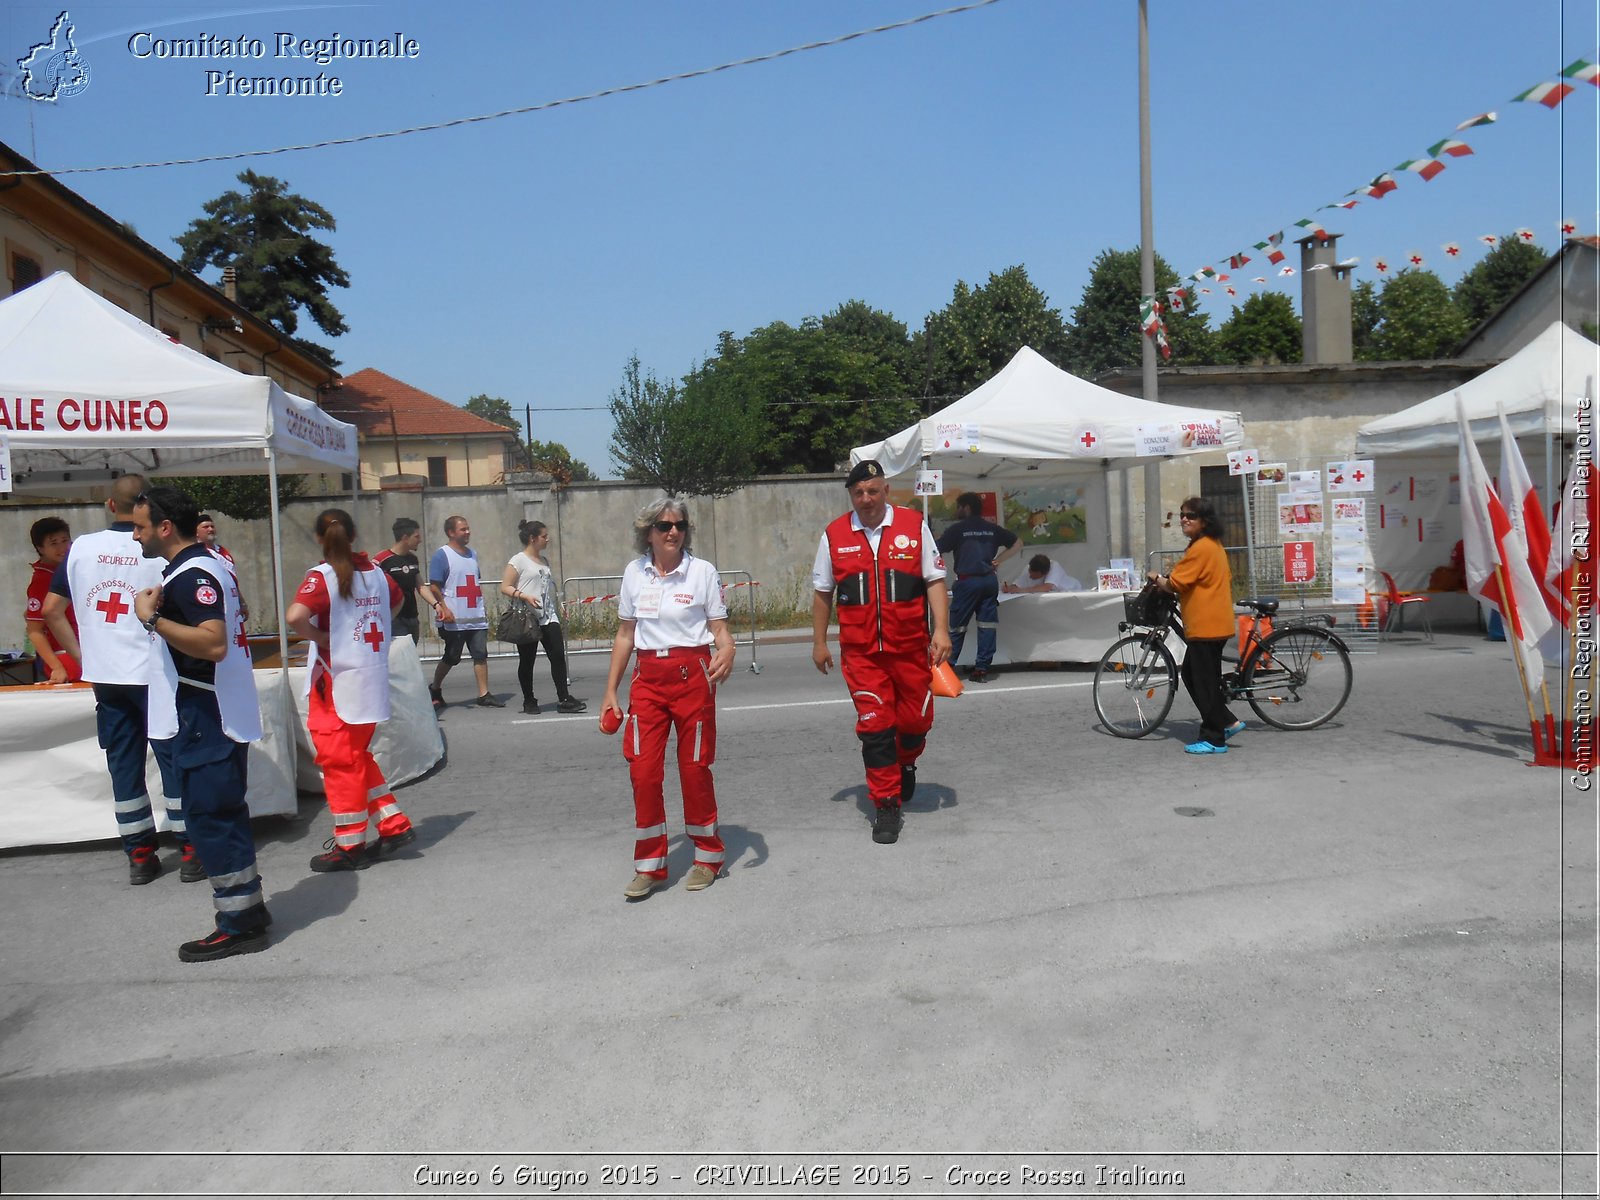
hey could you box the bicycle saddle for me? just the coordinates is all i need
[1239,597,1280,615]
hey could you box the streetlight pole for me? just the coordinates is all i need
[1138,0,1163,567]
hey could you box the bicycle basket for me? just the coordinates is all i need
[1123,584,1175,626]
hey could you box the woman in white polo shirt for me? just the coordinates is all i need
[601,496,736,901]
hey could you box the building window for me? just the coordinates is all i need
[11,253,41,294]
[427,457,447,487]
[340,473,353,491]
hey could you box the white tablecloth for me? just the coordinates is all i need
[952,590,1129,665]
[0,639,442,849]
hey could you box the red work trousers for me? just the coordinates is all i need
[622,647,723,879]
[840,645,934,807]
[308,678,412,849]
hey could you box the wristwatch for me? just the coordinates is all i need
[141,612,161,634]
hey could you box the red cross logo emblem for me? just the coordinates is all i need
[362,620,385,653]
[1445,245,1459,256]
[1245,454,1255,466]
[1409,254,1423,266]
[1352,469,1366,483]
[1079,430,1097,449]
[455,574,482,608]
[96,591,130,623]
[234,621,249,650]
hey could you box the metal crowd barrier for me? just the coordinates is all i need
[561,571,764,673]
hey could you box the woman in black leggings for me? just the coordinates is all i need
[500,520,587,716]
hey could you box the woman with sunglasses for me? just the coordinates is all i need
[1147,496,1245,755]
[601,497,736,900]
[500,519,586,715]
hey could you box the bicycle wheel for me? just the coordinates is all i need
[1094,634,1178,738]
[1242,626,1352,730]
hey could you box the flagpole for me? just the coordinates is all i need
[1492,559,1541,733]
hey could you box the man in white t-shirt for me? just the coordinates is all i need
[1002,554,1084,595]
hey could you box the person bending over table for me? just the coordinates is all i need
[1002,554,1084,595]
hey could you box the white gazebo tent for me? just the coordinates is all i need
[0,272,361,839]
[1355,321,1598,591]
[850,344,1246,564]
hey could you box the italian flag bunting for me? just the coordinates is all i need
[1456,111,1497,129]
[1228,252,1251,269]
[1427,138,1474,158]
[1364,173,1398,198]
[1512,80,1574,107]
[1561,58,1600,85]
[1397,157,1446,181]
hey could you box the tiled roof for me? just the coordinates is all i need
[325,369,519,439]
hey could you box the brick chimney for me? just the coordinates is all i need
[222,265,237,304]
[1297,232,1354,364]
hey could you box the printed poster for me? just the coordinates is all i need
[1278,499,1324,536]
[1286,470,1322,496]
[933,421,980,454]
[1326,459,1375,493]
[1255,463,1287,485]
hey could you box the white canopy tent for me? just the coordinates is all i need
[1356,321,1597,457]
[0,272,363,829]
[1354,321,1598,594]
[849,345,1246,570]
[851,346,1245,483]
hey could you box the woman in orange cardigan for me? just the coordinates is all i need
[1147,496,1245,755]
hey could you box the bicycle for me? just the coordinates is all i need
[1092,586,1353,738]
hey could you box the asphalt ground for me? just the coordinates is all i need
[0,631,1595,1198]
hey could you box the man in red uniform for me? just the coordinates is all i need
[25,517,80,683]
[812,460,951,844]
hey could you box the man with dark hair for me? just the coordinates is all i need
[419,515,501,707]
[44,475,195,885]
[934,491,1020,682]
[373,517,423,641]
[812,461,951,845]
[1003,553,1084,594]
[132,485,269,961]
[25,516,79,683]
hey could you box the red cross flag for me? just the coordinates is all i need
[1442,242,1462,258]
[1406,251,1425,268]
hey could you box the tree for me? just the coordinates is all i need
[917,265,1071,397]
[160,474,305,520]
[1362,269,1468,361]
[175,170,351,362]
[607,355,762,497]
[681,302,920,475]
[1214,293,1302,365]
[1062,248,1214,378]
[526,439,593,484]
[1452,234,1548,329]
[463,393,519,430]
[1351,279,1381,361]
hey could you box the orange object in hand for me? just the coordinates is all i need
[930,660,964,698]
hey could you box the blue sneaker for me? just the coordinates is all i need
[1224,720,1246,741]
[1184,740,1228,755]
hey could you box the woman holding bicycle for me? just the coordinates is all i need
[1148,497,1245,756]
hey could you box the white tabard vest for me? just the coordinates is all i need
[65,526,167,685]
[437,545,487,630]
[147,554,262,743]
[304,562,392,725]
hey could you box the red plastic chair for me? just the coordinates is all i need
[1379,571,1433,641]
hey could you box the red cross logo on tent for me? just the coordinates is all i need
[363,619,385,653]
[1077,428,1100,451]
[96,591,130,623]
[456,574,482,608]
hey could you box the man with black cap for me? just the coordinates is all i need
[935,491,1020,682]
[812,460,951,844]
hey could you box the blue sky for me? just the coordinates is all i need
[2,0,1596,478]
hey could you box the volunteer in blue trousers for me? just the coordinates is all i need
[132,486,270,962]
[934,492,1020,682]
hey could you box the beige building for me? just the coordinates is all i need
[0,139,334,408]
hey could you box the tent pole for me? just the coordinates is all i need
[921,453,931,521]
[1137,0,1163,565]
[266,449,294,783]
[1239,471,1257,592]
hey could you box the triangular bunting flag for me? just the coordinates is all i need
[1512,80,1574,107]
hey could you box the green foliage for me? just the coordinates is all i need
[1452,234,1548,329]
[1214,292,1302,365]
[916,265,1071,396]
[1351,279,1381,361]
[1062,248,1214,377]
[1362,269,1469,361]
[682,301,920,475]
[463,393,519,430]
[175,170,350,340]
[159,474,306,521]
[607,355,762,498]
[526,439,593,484]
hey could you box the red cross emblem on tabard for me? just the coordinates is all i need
[455,574,482,608]
[234,621,249,650]
[96,591,130,623]
[363,620,385,653]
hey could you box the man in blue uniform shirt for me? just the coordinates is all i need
[132,486,270,962]
[934,492,1020,682]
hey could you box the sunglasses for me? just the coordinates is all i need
[652,519,688,533]
[1179,512,1200,520]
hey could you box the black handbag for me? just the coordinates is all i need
[497,599,540,644]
